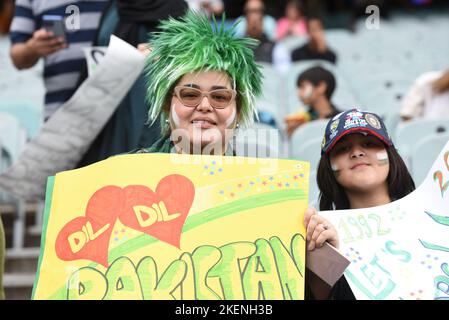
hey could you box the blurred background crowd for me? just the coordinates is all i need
[0,0,448,299]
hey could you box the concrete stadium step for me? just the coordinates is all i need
[3,228,42,249]
[0,202,41,214]
[25,232,42,248]
[4,248,40,300]
[1,201,44,249]
[3,273,35,300]
[5,248,40,273]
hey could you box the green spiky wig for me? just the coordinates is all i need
[145,11,263,134]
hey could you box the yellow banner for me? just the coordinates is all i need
[32,154,309,300]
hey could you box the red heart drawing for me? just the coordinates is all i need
[55,186,125,267]
[120,174,195,248]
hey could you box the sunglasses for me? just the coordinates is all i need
[173,86,237,109]
[245,8,264,14]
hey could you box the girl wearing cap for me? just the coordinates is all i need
[303,108,415,299]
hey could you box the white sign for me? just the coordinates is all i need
[83,46,107,76]
[0,36,145,200]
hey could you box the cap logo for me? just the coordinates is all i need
[343,111,368,130]
[330,119,339,132]
[365,113,382,130]
[328,119,339,140]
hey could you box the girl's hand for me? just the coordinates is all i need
[303,207,339,251]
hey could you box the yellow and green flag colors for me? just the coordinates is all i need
[33,154,309,300]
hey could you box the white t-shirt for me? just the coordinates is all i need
[400,71,449,119]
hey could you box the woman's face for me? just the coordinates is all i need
[169,70,238,154]
[286,3,301,20]
[329,133,390,193]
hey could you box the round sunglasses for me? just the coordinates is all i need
[173,86,237,109]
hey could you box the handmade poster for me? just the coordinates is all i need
[321,140,449,300]
[32,154,310,300]
[83,47,107,76]
[0,36,145,201]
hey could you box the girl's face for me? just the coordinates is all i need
[169,70,238,154]
[329,133,390,193]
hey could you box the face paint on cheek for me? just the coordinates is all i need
[170,104,181,128]
[331,162,340,178]
[302,84,313,99]
[225,108,237,128]
[377,151,389,166]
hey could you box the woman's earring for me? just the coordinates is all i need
[236,122,240,129]
[165,119,170,124]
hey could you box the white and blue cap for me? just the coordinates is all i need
[321,108,394,155]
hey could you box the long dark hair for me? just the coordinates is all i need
[317,146,415,211]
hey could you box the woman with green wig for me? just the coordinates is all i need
[139,11,262,155]
[138,11,346,300]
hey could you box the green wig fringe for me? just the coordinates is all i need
[145,10,263,133]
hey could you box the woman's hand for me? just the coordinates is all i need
[137,43,152,56]
[303,207,339,251]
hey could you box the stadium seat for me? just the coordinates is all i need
[235,122,283,158]
[290,137,322,170]
[0,100,42,138]
[289,137,322,204]
[0,112,26,162]
[410,133,449,186]
[257,63,283,118]
[278,35,308,57]
[289,119,328,156]
[395,118,449,167]
[0,112,28,250]
[308,171,320,205]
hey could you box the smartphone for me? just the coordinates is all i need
[42,15,67,42]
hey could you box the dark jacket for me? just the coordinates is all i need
[292,43,337,64]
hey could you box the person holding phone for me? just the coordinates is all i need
[10,27,67,69]
[9,0,109,120]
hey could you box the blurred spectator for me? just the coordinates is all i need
[234,0,277,41]
[76,0,188,168]
[0,0,13,34]
[291,16,337,64]
[242,0,291,73]
[400,70,449,121]
[276,0,307,40]
[185,0,224,18]
[285,66,340,137]
[244,0,274,63]
[9,0,110,120]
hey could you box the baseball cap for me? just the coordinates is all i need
[321,108,394,155]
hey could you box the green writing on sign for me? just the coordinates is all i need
[66,234,306,300]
